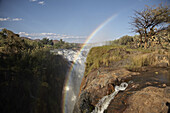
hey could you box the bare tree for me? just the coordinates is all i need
[131,4,169,48]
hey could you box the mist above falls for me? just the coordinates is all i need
[50,42,109,113]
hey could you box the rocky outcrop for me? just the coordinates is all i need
[73,67,170,113]
[73,68,136,113]
[124,86,170,113]
[74,45,170,113]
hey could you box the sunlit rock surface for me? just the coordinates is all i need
[73,68,139,113]
[124,86,170,113]
[73,67,170,113]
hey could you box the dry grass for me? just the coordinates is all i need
[84,44,170,76]
[84,45,130,76]
[126,51,170,71]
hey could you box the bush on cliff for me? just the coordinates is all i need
[0,29,69,113]
[110,35,134,45]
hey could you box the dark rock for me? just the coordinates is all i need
[73,91,94,113]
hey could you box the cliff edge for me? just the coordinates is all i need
[73,45,170,113]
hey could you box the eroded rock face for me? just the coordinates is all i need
[124,86,170,113]
[73,67,170,113]
[73,68,139,113]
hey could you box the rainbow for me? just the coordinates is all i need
[62,13,117,113]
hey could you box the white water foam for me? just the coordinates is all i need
[91,82,128,113]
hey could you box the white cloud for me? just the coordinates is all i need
[18,32,30,36]
[18,32,87,41]
[29,0,45,6]
[30,0,37,2]
[138,0,148,2]
[12,18,23,21]
[18,32,58,38]
[41,33,57,36]
[0,17,23,21]
[0,17,10,21]
[38,1,45,5]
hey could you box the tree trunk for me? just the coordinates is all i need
[138,32,143,48]
[144,28,147,49]
[145,41,147,49]
[139,34,142,47]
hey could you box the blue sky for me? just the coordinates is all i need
[0,0,169,43]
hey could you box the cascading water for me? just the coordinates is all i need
[51,48,90,113]
[50,42,109,113]
[64,49,89,113]
[91,82,128,113]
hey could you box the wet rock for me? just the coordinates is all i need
[73,91,94,113]
[131,84,140,89]
[166,102,170,113]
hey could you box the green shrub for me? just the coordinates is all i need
[109,35,135,46]
[0,29,69,113]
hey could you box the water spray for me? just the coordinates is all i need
[91,82,128,113]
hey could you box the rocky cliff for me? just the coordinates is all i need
[73,46,170,113]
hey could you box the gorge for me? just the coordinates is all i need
[51,37,170,113]
[51,47,90,113]
[51,42,108,113]
[73,45,170,113]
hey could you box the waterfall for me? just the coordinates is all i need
[50,42,109,113]
[51,48,89,113]
[91,82,128,113]
[65,50,88,113]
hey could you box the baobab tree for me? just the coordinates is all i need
[131,4,169,48]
